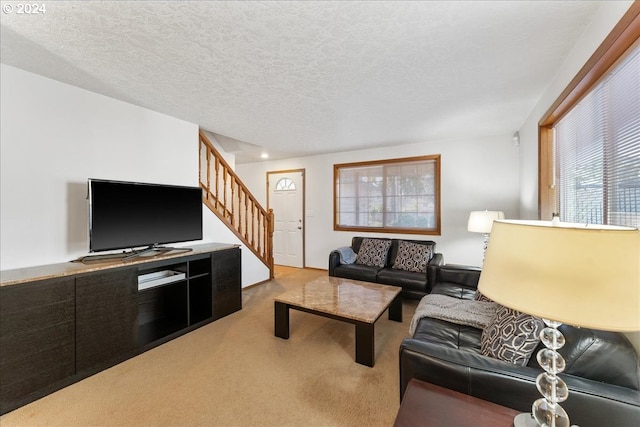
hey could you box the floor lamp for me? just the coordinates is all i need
[467,210,505,261]
[478,220,640,427]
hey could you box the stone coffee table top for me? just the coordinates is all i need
[275,275,401,323]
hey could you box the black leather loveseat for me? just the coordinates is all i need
[328,237,444,299]
[399,264,640,427]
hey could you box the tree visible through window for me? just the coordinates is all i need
[334,155,441,234]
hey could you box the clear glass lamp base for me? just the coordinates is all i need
[513,412,578,427]
[532,397,569,427]
[514,413,539,427]
[514,319,580,427]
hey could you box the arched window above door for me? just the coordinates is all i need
[275,177,296,191]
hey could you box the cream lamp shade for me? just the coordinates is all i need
[477,220,640,331]
[467,210,505,234]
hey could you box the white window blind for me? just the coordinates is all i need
[334,156,440,234]
[554,44,640,227]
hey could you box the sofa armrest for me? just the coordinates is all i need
[328,250,342,276]
[426,253,444,292]
[436,264,481,290]
[399,338,640,427]
[428,253,444,267]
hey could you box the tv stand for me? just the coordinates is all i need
[1,243,241,415]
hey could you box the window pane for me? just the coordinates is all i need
[275,177,296,191]
[554,44,640,227]
[608,46,640,227]
[556,86,606,224]
[334,156,440,234]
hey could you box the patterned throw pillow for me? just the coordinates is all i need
[474,292,493,302]
[355,238,392,267]
[481,305,543,366]
[392,240,432,273]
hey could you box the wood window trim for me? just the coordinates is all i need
[538,3,640,219]
[333,154,441,235]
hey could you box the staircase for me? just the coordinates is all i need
[199,130,274,279]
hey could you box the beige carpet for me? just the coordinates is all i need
[1,267,418,427]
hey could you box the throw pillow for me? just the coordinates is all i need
[474,291,493,303]
[355,238,392,268]
[481,305,543,366]
[392,240,432,273]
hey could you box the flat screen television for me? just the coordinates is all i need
[88,178,203,254]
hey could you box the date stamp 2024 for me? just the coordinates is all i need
[2,3,47,15]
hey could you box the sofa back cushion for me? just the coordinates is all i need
[435,265,481,290]
[351,236,373,254]
[392,240,433,273]
[355,238,392,267]
[527,324,640,390]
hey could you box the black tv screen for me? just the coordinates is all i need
[88,179,203,252]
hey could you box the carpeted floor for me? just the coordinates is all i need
[0,267,418,427]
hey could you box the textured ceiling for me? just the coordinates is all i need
[1,1,603,163]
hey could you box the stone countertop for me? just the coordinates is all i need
[275,276,401,323]
[0,242,239,287]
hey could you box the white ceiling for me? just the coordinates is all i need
[1,1,604,163]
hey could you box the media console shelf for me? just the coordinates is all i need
[0,243,241,415]
[138,270,186,291]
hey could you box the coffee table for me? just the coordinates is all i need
[274,276,402,367]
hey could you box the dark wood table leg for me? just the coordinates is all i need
[274,301,290,339]
[355,321,374,367]
[388,294,402,322]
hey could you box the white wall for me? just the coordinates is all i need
[0,64,268,287]
[237,134,520,269]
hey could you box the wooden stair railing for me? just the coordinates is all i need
[199,130,274,279]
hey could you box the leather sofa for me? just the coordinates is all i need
[328,237,444,299]
[399,264,640,427]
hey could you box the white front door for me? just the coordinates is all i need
[268,170,304,268]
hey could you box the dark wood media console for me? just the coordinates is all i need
[0,243,241,415]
